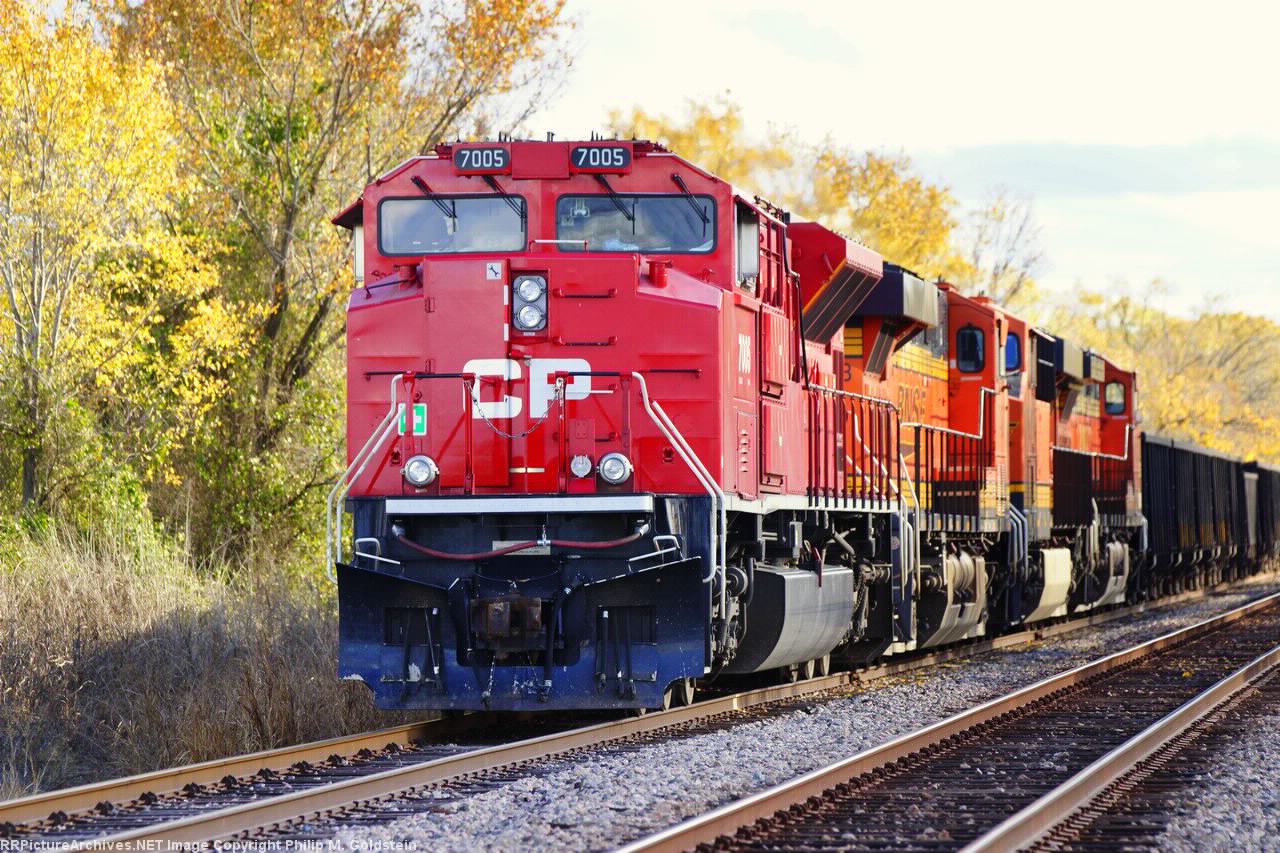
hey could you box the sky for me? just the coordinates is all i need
[534,0,1280,320]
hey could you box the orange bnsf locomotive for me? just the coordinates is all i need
[328,139,1280,712]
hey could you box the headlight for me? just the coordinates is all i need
[516,277,545,302]
[597,452,632,485]
[402,455,438,487]
[512,275,548,332]
[515,304,545,331]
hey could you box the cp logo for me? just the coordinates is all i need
[461,358,592,419]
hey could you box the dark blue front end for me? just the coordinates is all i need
[337,495,711,711]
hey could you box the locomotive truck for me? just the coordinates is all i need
[327,138,1280,712]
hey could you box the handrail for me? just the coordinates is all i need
[899,451,922,519]
[851,410,900,498]
[1009,504,1029,582]
[809,383,900,411]
[899,450,923,609]
[631,372,726,623]
[325,374,406,581]
[903,386,996,441]
[1053,423,1133,462]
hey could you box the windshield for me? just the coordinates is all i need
[555,194,715,253]
[379,196,526,254]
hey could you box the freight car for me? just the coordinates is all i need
[327,138,1276,712]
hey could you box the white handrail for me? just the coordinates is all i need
[325,374,405,581]
[902,386,997,441]
[631,372,726,623]
[1008,504,1029,583]
[900,451,923,610]
[1052,423,1133,462]
[810,383,900,410]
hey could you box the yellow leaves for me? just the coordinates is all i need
[0,1,181,282]
[610,97,965,281]
[1053,286,1280,464]
[808,148,963,280]
[0,1,262,498]
[611,96,795,190]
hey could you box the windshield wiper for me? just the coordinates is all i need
[670,173,710,235]
[410,176,457,219]
[594,175,634,222]
[482,175,527,225]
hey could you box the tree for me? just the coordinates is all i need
[0,1,246,518]
[802,147,964,280]
[958,189,1044,308]
[613,98,965,280]
[1052,286,1280,463]
[610,96,794,190]
[109,0,572,555]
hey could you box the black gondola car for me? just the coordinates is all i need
[1141,434,1250,593]
[1245,462,1280,567]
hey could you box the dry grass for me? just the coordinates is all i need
[0,525,407,799]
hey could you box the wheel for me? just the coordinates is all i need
[799,659,816,681]
[662,677,696,709]
[779,664,800,683]
[814,654,831,677]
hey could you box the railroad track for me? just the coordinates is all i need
[622,590,1280,852]
[973,631,1280,851]
[0,581,1270,846]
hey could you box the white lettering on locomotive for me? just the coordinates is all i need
[574,146,627,168]
[463,358,523,418]
[738,333,752,375]
[461,357,592,419]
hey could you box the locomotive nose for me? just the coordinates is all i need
[412,256,517,489]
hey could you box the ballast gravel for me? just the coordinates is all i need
[1156,704,1280,852]
[330,579,1280,852]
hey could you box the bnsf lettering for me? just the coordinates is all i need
[455,147,509,171]
[897,384,928,423]
[571,146,631,170]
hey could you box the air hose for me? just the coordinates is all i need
[396,522,651,561]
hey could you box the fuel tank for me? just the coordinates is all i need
[722,564,854,673]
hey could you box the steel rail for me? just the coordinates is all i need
[963,638,1280,852]
[52,673,883,845]
[0,618,1122,842]
[0,720,450,826]
[1,578,1267,839]
[619,589,1280,853]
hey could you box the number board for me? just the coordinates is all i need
[453,146,511,174]
[570,145,632,173]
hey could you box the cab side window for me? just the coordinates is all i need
[957,326,985,373]
[1005,332,1022,373]
[1105,381,1127,415]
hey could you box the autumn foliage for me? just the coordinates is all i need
[0,0,571,554]
[0,0,571,797]
[1052,292,1280,463]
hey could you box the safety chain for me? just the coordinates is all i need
[462,376,564,440]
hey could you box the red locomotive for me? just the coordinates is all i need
[329,139,1280,711]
